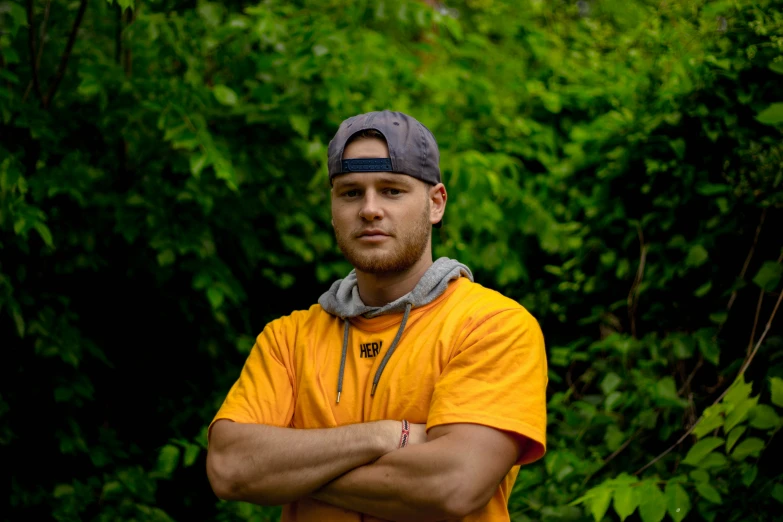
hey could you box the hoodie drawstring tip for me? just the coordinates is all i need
[336,391,341,404]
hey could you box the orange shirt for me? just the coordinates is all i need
[211,277,548,521]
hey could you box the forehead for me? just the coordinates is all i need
[343,137,389,159]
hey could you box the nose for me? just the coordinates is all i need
[358,190,383,221]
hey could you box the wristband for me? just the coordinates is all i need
[398,419,410,448]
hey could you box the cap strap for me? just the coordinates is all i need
[340,158,392,173]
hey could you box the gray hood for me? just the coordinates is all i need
[318,257,473,403]
[319,257,473,319]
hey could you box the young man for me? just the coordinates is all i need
[206,110,548,521]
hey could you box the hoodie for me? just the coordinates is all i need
[318,257,473,402]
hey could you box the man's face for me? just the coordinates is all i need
[331,137,433,275]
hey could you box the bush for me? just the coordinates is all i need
[1,0,781,520]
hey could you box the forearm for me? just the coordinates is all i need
[207,419,398,505]
[312,437,473,521]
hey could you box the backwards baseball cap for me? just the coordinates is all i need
[328,110,443,227]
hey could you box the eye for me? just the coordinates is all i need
[342,189,360,198]
[384,188,403,196]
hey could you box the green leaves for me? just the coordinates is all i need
[685,245,709,267]
[753,261,782,291]
[749,405,781,430]
[106,0,135,11]
[0,1,27,37]
[638,481,667,522]
[755,103,783,125]
[582,479,673,522]
[724,395,758,433]
[155,445,180,478]
[613,485,639,521]
[3,0,783,520]
[289,114,310,138]
[666,482,691,522]
[771,378,783,407]
[579,475,646,522]
[683,437,724,466]
[772,484,783,504]
[696,329,720,366]
[654,376,683,407]
[696,483,722,504]
[587,487,612,522]
[183,443,201,467]
[725,426,746,453]
[213,85,238,106]
[742,465,758,486]
[600,372,622,395]
[206,286,224,309]
[731,437,765,461]
[725,377,753,404]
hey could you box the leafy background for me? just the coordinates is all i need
[1,0,782,520]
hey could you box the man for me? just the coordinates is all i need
[206,110,548,521]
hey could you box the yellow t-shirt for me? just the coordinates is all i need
[211,277,547,521]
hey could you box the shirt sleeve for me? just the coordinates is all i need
[209,319,296,441]
[426,307,548,465]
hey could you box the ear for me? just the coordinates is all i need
[428,183,447,225]
[329,186,335,228]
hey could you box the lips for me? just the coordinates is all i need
[355,229,392,243]
[356,229,390,238]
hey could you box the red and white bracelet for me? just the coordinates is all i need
[398,419,411,448]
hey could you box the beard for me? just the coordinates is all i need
[335,203,431,275]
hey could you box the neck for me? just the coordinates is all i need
[355,253,434,307]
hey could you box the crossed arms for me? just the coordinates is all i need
[206,418,524,521]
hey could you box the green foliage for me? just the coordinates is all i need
[1,0,782,520]
[756,103,783,126]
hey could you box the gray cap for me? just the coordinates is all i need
[328,110,441,186]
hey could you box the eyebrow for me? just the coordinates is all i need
[333,175,415,189]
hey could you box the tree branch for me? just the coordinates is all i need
[582,427,644,487]
[43,0,88,109]
[628,224,647,339]
[678,354,703,396]
[725,208,766,317]
[739,251,783,375]
[26,0,43,103]
[115,2,123,65]
[747,288,764,356]
[22,0,50,103]
[634,257,783,476]
[123,5,135,78]
[35,0,52,71]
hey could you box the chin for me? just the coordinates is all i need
[337,229,428,275]
[351,253,424,275]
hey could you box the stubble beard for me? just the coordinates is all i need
[335,203,431,275]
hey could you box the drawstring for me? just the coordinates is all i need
[336,319,350,403]
[372,302,412,397]
[335,302,413,403]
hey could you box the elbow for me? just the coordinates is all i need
[438,478,494,519]
[206,448,284,505]
[206,449,237,500]
[206,448,251,502]
[439,497,476,520]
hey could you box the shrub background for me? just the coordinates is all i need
[1,0,782,520]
